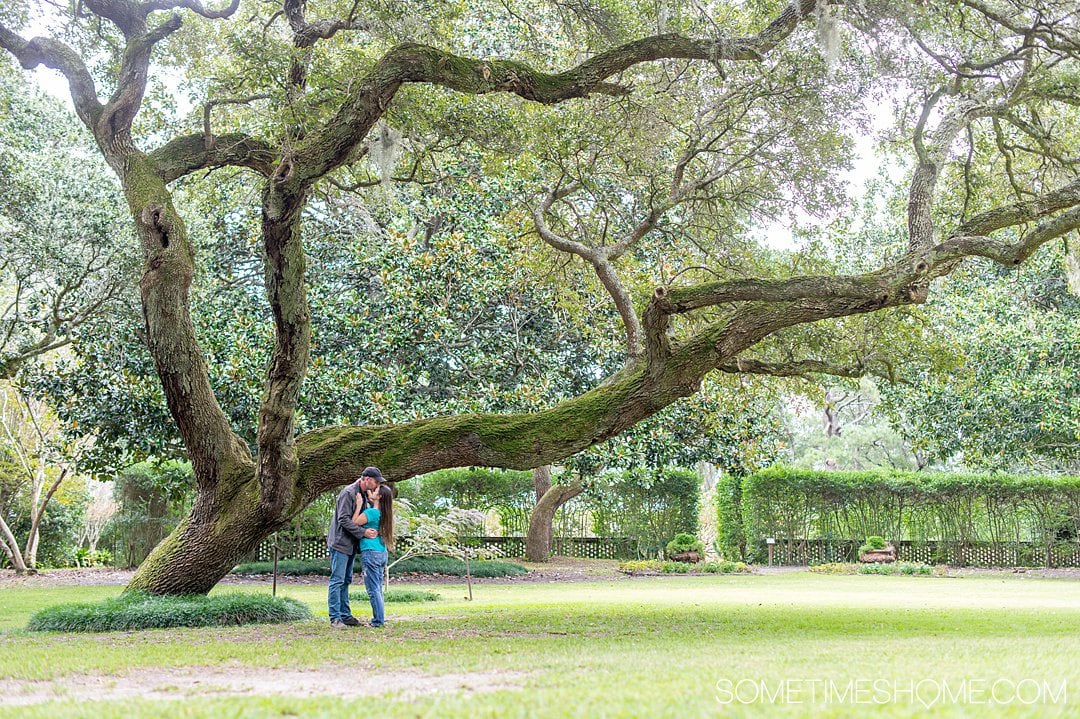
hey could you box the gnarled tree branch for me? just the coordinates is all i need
[289,0,829,188]
[0,26,102,128]
[150,132,277,182]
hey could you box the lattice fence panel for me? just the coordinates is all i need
[249,535,639,562]
[757,539,1080,568]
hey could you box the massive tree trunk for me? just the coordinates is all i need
[526,481,584,562]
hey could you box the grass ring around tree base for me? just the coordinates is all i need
[27,591,311,632]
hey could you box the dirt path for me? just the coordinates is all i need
[0,666,527,706]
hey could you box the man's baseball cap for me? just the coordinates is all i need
[360,466,385,482]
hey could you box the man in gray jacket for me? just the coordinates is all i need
[327,466,384,627]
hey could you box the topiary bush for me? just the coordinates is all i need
[28,592,311,632]
[349,588,440,603]
[665,533,704,558]
[858,536,888,555]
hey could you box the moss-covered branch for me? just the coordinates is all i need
[150,132,277,182]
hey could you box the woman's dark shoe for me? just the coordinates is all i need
[342,616,362,627]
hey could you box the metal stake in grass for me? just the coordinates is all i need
[272,533,280,597]
[465,552,473,601]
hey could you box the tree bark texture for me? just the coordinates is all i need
[525,482,584,562]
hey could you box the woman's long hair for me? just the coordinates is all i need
[376,484,394,551]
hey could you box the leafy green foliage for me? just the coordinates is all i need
[738,467,1080,563]
[101,462,192,568]
[587,468,700,555]
[566,375,785,477]
[809,562,936,576]
[232,558,334,576]
[716,473,746,562]
[27,591,310,632]
[617,559,749,574]
[70,548,112,568]
[0,63,134,383]
[857,562,934,577]
[880,252,1080,473]
[665,533,704,557]
[39,166,605,470]
[396,468,534,528]
[860,536,887,552]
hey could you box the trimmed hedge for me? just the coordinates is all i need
[590,468,700,556]
[233,559,333,576]
[232,556,528,578]
[28,592,311,632]
[716,473,746,561]
[725,467,1080,564]
[391,556,528,577]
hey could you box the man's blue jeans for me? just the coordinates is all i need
[360,550,388,627]
[328,548,356,622]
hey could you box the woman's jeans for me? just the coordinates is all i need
[327,548,356,622]
[360,550,389,627]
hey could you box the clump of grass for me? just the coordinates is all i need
[349,588,441,603]
[28,591,311,632]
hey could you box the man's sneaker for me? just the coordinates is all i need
[342,616,362,627]
[330,619,347,628]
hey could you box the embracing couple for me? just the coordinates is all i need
[326,466,394,628]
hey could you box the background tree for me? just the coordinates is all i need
[0,382,89,572]
[1,0,1077,594]
[0,64,133,379]
[881,248,1080,473]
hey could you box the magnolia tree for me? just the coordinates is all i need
[1,0,1077,594]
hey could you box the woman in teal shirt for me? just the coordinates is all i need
[352,483,394,627]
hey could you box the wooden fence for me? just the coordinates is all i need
[756,538,1080,568]
[249,535,639,562]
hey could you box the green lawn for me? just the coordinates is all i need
[1,573,1079,717]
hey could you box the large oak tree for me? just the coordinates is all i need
[2,0,1078,594]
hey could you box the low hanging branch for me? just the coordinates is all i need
[296,175,1080,502]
